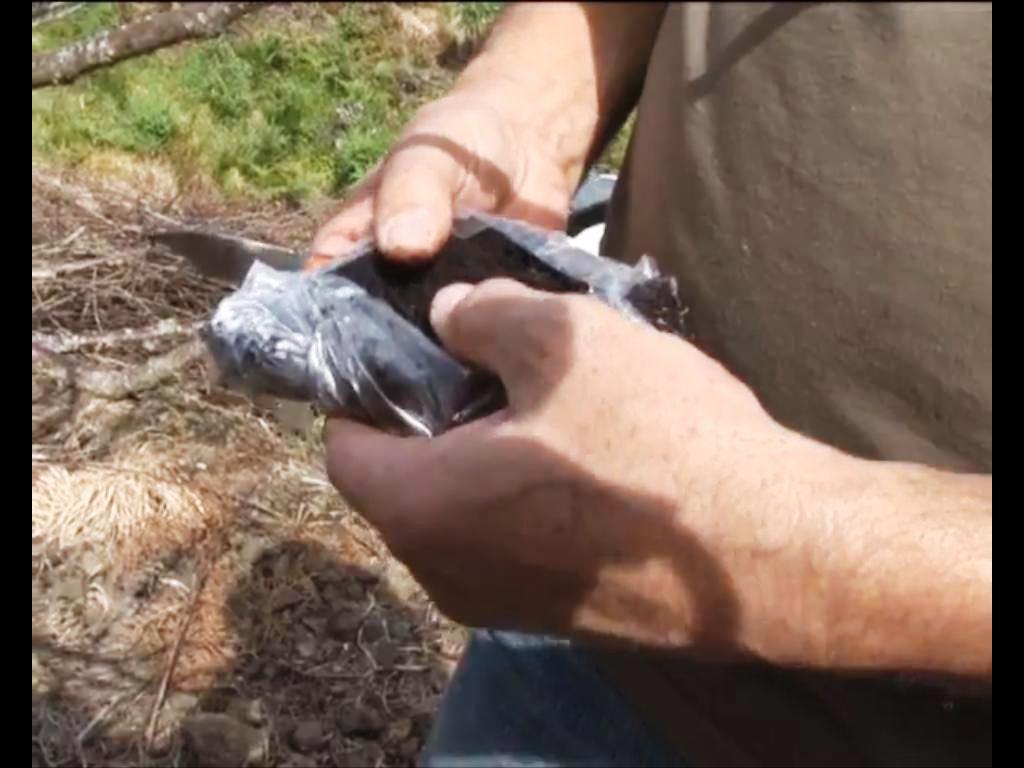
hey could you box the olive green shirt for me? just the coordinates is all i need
[600,3,991,764]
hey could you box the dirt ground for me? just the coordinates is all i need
[32,163,467,767]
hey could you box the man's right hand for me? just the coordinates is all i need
[309,93,575,268]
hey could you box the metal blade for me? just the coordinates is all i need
[150,229,307,286]
[567,170,617,236]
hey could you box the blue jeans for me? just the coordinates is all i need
[420,630,685,767]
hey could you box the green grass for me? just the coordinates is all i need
[32,4,461,201]
[446,2,504,39]
[31,2,632,203]
[600,113,635,171]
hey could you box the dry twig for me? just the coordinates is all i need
[144,568,208,752]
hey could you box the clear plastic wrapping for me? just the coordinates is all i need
[204,213,688,437]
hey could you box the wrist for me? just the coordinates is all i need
[728,431,992,678]
[814,455,992,677]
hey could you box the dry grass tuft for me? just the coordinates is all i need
[32,446,220,575]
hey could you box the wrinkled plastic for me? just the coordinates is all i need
[203,212,688,437]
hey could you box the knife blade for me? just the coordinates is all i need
[153,171,616,286]
[150,229,308,286]
[153,225,589,342]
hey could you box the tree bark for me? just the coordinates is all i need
[32,2,85,25]
[32,2,266,89]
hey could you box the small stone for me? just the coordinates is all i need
[229,698,269,728]
[296,636,317,659]
[327,609,363,641]
[336,703,384,738]
[182,713,268,768]
[290,720,325,753]
[389,618,414,642]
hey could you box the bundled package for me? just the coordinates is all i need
[202,213,689,437]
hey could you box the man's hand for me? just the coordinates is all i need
[309,94,575,267]
[326,279,992,681]
[326,279,799,652]
[310,3,667,267]
[316,0,991,683]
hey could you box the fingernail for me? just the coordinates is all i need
[430,283,473,331]
[304,253,336,272]
[380,208,438,257]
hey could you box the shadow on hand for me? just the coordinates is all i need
[386,132,568,232]
[367,289,992,767]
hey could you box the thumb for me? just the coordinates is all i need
[430,278,572,405]
[373,141,461,262]
[323,417,422,523]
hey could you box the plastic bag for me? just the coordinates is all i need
[203,212,688,437]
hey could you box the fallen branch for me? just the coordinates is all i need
[32,2,266,89]
[34,338,206,399]
[32,254,128,280]
[32,319,203,354]
[32,226,86,256]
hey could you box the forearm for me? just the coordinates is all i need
[739,437,992,682]
[816,453,991,679]
[453,2,666,187]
